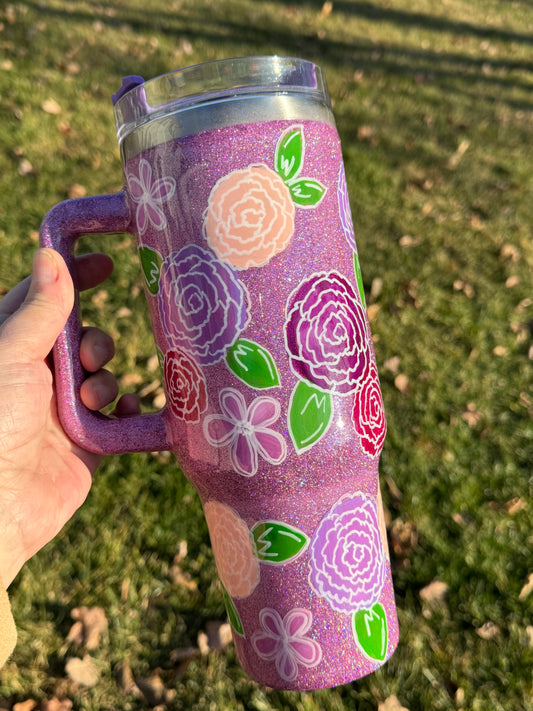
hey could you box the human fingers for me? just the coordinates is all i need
[73,252,114,291]
[0,252,113,325]
[113,393,142,417]
[0,249,74,362]
[80,327,115,373]
[79,369,119,411]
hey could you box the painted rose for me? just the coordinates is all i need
[352,361,387,457]
[285,271,371,395]
[158,244,249,365]
[203,501,260,598]
[203,164,295,269]
[337,164,357,252]
[126,158,176,235]
[203,388,287,477]
[251,608,322,683]
[309,493,385,613]
[163,349,207,423]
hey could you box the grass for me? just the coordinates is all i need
[1,0,532,709]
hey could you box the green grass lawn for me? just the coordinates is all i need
[1,1,532,709]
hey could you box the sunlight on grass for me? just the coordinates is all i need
[0,0,532,709]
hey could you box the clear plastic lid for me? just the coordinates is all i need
[113,56,332,149]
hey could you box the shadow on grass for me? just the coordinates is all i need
[18,0,533,111]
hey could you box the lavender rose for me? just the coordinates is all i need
[337,164,357,252]
[158,244,249,365]
[309,493,385,613]
[284,271,371,395]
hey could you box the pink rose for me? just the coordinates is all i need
[164,349,208,423]
[352,361,387,457]
[203,164,295,269]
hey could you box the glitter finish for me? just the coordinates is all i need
[42,59,398,690]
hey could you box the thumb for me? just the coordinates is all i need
[0,249,74,362]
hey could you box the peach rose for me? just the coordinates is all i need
[203,164,295,269]
[203,501,260,598]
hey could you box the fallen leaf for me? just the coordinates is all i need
[135,673,176,706]
[65,655,99,687]
[383,356,400,374]
[206,621,233,650]
[523,626,533,648]
[115,659,141,696]
[320,1,333,18]
[18,158,34,176]
[500,243,520,262]
[447,138,470,170]
[519,573,533,601]
[41,698,73,711]
[419,580,449,605]
[13,701,37,711]
[378,695,410,711]
[370,277,383,300]
[67,606,108,650]
[394,373,409,393]
[170,646,200,663]
[462,402,482,426]
[399,234,418,247]
[506,275,520,288]
[476,621,501,640]
[390,518,418,560]
[197,631,210,655]
[492,344,508,356]
[366,303,380,322]
[68,183,86,199]
[504,497,527,515]
[42,98,62,115]
[169,563,198,591]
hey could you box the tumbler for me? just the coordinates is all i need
[40,56,398,690]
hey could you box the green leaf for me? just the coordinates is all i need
[288,380,333,453]
[288,178,327,207]
[222,587,244,636]
[251,521,309,565]
[354,253,366,307]
[139,245,163,295]
[226,339,280,389]
[353,603,388,662]
[275,125,304,182]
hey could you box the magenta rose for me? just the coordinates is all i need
[353,361,387,458]
[309,493,386,613]
[284,271,371,395]
[158,244,249,365]
[164,349,208,423]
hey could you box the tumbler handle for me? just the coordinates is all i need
[40,191,171,455]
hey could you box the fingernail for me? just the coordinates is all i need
[33,249,59,285]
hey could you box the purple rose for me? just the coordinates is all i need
[284,271,371,395]
[309,493,385,613]
[337,164,357,252]
[158,244,249,365]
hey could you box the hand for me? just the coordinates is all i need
[0,249,139,587]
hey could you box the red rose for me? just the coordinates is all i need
[352,361,387,458]
[164,349,208,423]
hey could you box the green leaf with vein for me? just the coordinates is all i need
[226,338,280,389]
[223,587,244,636]
[289,380,333,453]
[353,603,388,661]
[251,521,309,565]
[288,178,327,207]
[275,125,304,182]
[139,245,163,296]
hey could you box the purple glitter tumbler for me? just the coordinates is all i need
[40,57,398,690]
